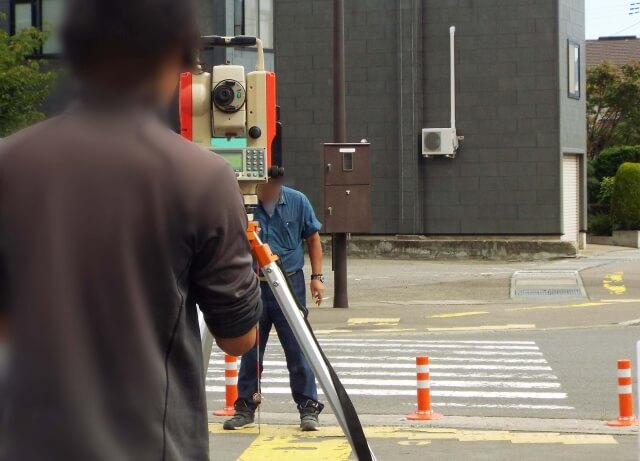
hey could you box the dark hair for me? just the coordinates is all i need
[62,0,200,88]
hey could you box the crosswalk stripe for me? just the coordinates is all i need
[205,385,567,399]
[316,343,541,350]
[208,368,558,380]
[207,339,571,414]
[212,356,550,365]
[433,403,575,410]
[206,376,561,389]
[318,339,537,345]
[208,360,554,371]
[265,348,544,362]
[291,350,545,356]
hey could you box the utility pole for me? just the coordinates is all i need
[332,0,348,308]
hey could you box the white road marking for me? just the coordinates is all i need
[317,342,540,350]
[432,403,575,411]
[276,350,544,357]
[208,368,558,380]
[207,339,572,413]
[206,376,561,389]
[205,385,567,399]
[208,359,554,371]
[318,339,537,345]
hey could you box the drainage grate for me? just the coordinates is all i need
[510,270,586,299]
[514,288,584,297]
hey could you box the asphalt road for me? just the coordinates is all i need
[208,326,640,421]
[206,245,640,460]
[208,327,640,461]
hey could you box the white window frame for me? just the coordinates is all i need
[235,0,273,49]
[568,40,581,100]
[10,0,63,56]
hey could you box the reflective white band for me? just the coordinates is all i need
[225,377,239,385]
[417,381,431,389]
[618,385,632,394]
[417,365,430,374]
[618,369,632,378]
[225,362,237,371]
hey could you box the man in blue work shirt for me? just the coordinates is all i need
[223,174,326,432]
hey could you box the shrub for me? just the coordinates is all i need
[598,177,615,204]
[592,146,640,181]
[587,162,601,204]
[611,163,640,230]
[0,15,57,136]
[589,214,613,236]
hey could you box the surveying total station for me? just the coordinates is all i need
[178,36,376,461]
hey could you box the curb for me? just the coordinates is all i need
[210,412,639,436]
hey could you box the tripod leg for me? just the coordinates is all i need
[261,262,377,460]
[198,309,215,376]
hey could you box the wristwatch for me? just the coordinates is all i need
[311,274,325,283]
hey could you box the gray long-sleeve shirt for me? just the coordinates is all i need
[0,105,262,461]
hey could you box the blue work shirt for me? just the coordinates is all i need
[255,186,322,274]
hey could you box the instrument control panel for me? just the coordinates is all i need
[215,148,267,182]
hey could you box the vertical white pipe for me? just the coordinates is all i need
[255,38,265,71]
[450,26,456,130]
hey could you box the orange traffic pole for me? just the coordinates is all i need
[407,356,442,421]
[213,355,238,417]
[607,359,639,427]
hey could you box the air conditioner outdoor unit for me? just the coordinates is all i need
[422,128,459,158]
[422,26,460,159]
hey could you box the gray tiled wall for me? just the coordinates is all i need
[1,0,583,236]
[275,0,579,235]
[421,0,562,235]
[558,0,588,231]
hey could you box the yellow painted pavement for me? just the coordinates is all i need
[314,329,353,335]
[347,318,401,326]
[603,272,627,296]
[506,302,615,312]
[210,424,617,460]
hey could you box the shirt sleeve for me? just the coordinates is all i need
[300,194,322,240]
[0,255,6,315]
[190,163,262,339]
[0,172,6,315]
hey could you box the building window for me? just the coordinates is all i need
[568,40,581,100]
[235,0,273,49]
[10,0,63,56]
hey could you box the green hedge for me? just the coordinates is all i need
[589,214,613,236]
[611,163,640,230]
[592,146,640,181]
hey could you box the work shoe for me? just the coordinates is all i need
[223,402,255,430]
[299,400,321,432]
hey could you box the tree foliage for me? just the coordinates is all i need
[611,163,640,231]
[591,145,640,180]
[598,176,615,204]
[587,61,640,160]
[0,16,57,137]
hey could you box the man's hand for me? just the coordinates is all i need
[306,232,324,306]
[310,279,324,306]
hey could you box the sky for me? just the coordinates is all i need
[587,0,640,39]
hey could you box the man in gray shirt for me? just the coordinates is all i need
[0,0,262,459]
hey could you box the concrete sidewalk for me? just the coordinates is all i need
[209,420,636,461]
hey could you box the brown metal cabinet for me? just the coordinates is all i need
[323,143,371,233]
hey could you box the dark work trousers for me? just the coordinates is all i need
[236,270,324,413]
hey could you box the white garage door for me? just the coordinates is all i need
[562,155,579,243]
